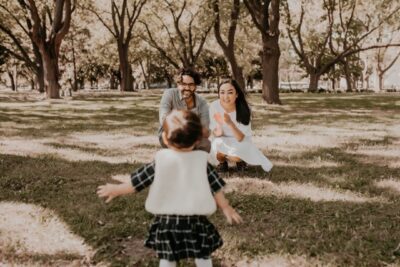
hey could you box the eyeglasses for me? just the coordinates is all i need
[178,82,196,88]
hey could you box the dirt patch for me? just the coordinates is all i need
[120,238,156,265]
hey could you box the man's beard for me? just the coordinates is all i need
[181,89,194,99]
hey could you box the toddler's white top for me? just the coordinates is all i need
[145,149,217,215]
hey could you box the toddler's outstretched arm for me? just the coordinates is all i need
[214,191,243,224]
[97,176,135,203]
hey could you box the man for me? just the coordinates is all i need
[159,68,211,152]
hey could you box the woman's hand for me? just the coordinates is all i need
[214,112,233,126]
[214,113,224,125]
[223,112,234,126]
[213,124,223,136]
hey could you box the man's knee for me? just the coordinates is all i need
[158,133,167,148]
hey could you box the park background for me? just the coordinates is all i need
[1,0,400,266]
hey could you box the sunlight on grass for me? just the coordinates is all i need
[0,201,93,257]
[1,90,400,266]
[224,178,381,203]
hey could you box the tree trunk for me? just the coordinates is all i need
[343,61,353,92]
[30,79,35,90]
[165,72,172,88]
[364,75,370,90]
[261,35,281,104]
[78,77,84,89]
[247,76,254,90]
[228,53,245,90]
[42,51,61,99]
[36,66,45,93]
[139,60,150,89]
[8,71,16,91]
[118,43,134,92]
[110,73,117,90]
[71,38,78,91]
[330,78,335,91]
[378,74,384,91]
[33,44,45,93]
[309,73,320,92]
[352,78,357,91]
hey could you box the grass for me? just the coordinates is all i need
[1,90,400,266]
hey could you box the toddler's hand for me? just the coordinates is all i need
[111,175,130,183]
[222,205,243,224]
[97,183,120,203]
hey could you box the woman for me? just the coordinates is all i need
[209,79,273,172]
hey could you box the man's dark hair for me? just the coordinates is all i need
[162,110,202,149]
[174,67,202,85]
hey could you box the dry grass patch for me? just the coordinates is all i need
[0,202,93,257]
[350,147,400,158]
[225,178,379,203]
[0,134,159,164]
[375,179,400,194]
[230,254,334,267]
[273,158,340,168]
[254,123,389,154]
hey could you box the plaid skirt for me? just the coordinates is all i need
[145,215,223,261]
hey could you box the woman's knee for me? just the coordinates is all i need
[227,155,241,162]
[216,152,226,162]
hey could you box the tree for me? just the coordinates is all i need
[376,45,400,91]
[23,0,76,98]
[88,0,147,92]
[197,50,229,88]
[0,1,45,92]
[284,0,400,92]
[60,6,92,92]
[141,0,214,69]
[243,0,282,104]
[212,0,245,89]
[374,18,400,90]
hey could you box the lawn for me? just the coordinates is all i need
[0,89,399,266]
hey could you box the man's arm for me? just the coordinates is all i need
[198,97,210,135]
[159,90,173,124]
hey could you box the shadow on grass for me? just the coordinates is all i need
[223,147,400,201]
[1,153,400,266]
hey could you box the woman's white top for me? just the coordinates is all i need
[209,100,252,137]
[145,149,217,215]
[208,100,273,172]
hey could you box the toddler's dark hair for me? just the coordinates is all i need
[162,110,202,149]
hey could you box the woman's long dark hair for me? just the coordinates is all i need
[218,79,251,125]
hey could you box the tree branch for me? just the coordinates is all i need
[87,5,117,38]
[140,21,180,69]
[0,4,30,36]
